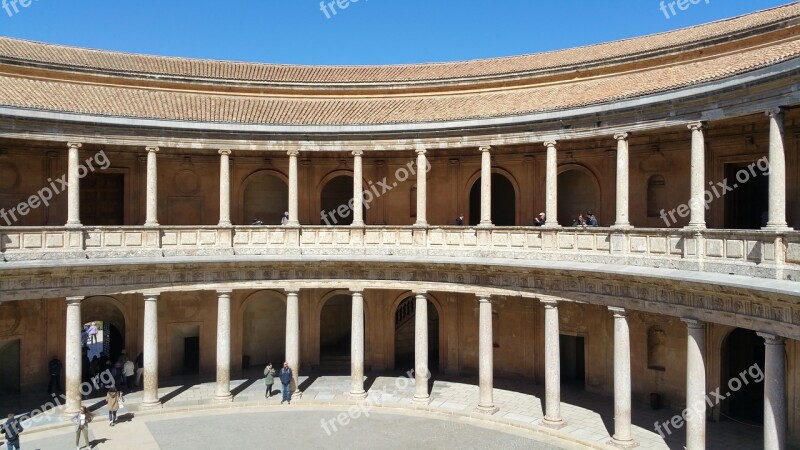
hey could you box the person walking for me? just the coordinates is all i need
[87,322,98,345]
[71,406,94,449]
[47,355,62,394]
[263,363,275,398]
[122,357,135,391]
[279,362,293,405]
[105,387,123,427]
[2,413,23,450]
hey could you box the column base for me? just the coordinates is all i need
[608,437,639,448]
[218,221,232,227]
[475,404,499,415]
[144,221,160,227]
[140,400,162,410]
[349,390,368,400]
[214,393,233,402]
[542,223,561,229]
[476,221,493,228]
[285,221,300,227]
[762,225,792,232]
[412,394,430,405]
[611,224,633,230]
[683,224,706,230]
[541,417,567,429]
[65,222,82,229]
[412,222,429,228]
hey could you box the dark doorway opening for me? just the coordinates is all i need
[721,328,764,424]
[558,170,599,227]
[319,295,352,372]
[243,173,288,225]
[468,173,516,226]
[723,163,768,229]
[394,296,439,372]
[0,339,20,396]
[560,335,585,386]
[183,337,200,376]
[80,173,124,225]
[320,175,366,225]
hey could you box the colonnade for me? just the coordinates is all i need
[59,109,789,231]
[59,291,789,449]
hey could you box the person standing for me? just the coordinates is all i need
[534,212,546,226]
[122,357,135,391]
[455,213,464,226]
[586,211,598,227]
[105,387,123,427]
[2,413,23,450]
[134,352,144,388]
[281,211,289,226]
[279,362,293,405]
[71,406,94,449]
[47,355,62,394]
[263,363,275,398]
[87,322,98,345]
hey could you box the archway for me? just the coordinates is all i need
[0,339,20,395]
[468,173,516,226]
[319,294,352,372]
[241,291,286,371]
[721,328,764,424]
[393,296,440,373]
[82,296,128,387]
[557,167,600,226]
[320,175,366,225]
[242,171,288,225]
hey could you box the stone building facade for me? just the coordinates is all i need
[0,4,799,449]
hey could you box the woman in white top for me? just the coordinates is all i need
[71,406,94,449]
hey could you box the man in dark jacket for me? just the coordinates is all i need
[279,362,293,405]
[2,413,23,450]
[47,356,62,393]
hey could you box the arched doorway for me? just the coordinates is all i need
[82,297,127,387]
[394,296,439,373]
[241,291,286,371]
[319,294,352,372]
[468,173,516,226]
[721,328,764,424]
[557,168,600,226]
[320,175,366,225]
[242,171,288,225]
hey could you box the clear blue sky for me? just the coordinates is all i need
[0,1,794,65]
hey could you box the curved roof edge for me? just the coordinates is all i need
[0,3,798,87]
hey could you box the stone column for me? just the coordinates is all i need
[141,293,162,409]
[476,295,498,414]
[352,150,365,227]
[214,290,233,402]
[218,149,232,227]
[65,142,82,227]
[415,148,428,227]
[758,333,786,450]
[413,291,430,404]
[687,123,706,229]
[144,146,159,227]
[542,300,565,427]
[350,290,367,399]
[64,296,83,416]
[683,319,706,450]
[285,289,300,392]
[609,307,636,448]
[764,109,789,230]
[478,146,492,227]
[287,149,300,227]
[613,133,632,229]
[544,141,560,227]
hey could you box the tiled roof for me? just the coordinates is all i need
[0,3,797,85]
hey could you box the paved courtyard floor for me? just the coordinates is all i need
[0,371,766,449]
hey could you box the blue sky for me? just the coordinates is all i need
[0,1,794,65]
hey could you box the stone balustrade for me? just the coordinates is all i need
[1,226,797,281]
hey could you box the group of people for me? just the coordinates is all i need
[534,211,599,227]
[251,212,290,226]
[263,362,294,404]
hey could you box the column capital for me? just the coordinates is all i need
[541,299,559,308]
[352,149,364,157]
[543,140,557,148]
[415,147,427,155]
[413,290,428,297]
[757,332,785,344]
[478,145,491,153]
[146,146,159,153]
[349,289,364,296]
[476,294,492,303]
[284,288,300,295]
[216,290,233,297]
[218,149,232,156]
[608,306,627,317]
[687,121,705,131]
[66,296,83,305]
[613,132,629,141]
[765,107,785,118]
[143,292,160,302]
[681,318,704,329]
[287,149,300,157]
[66,142,82,150]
